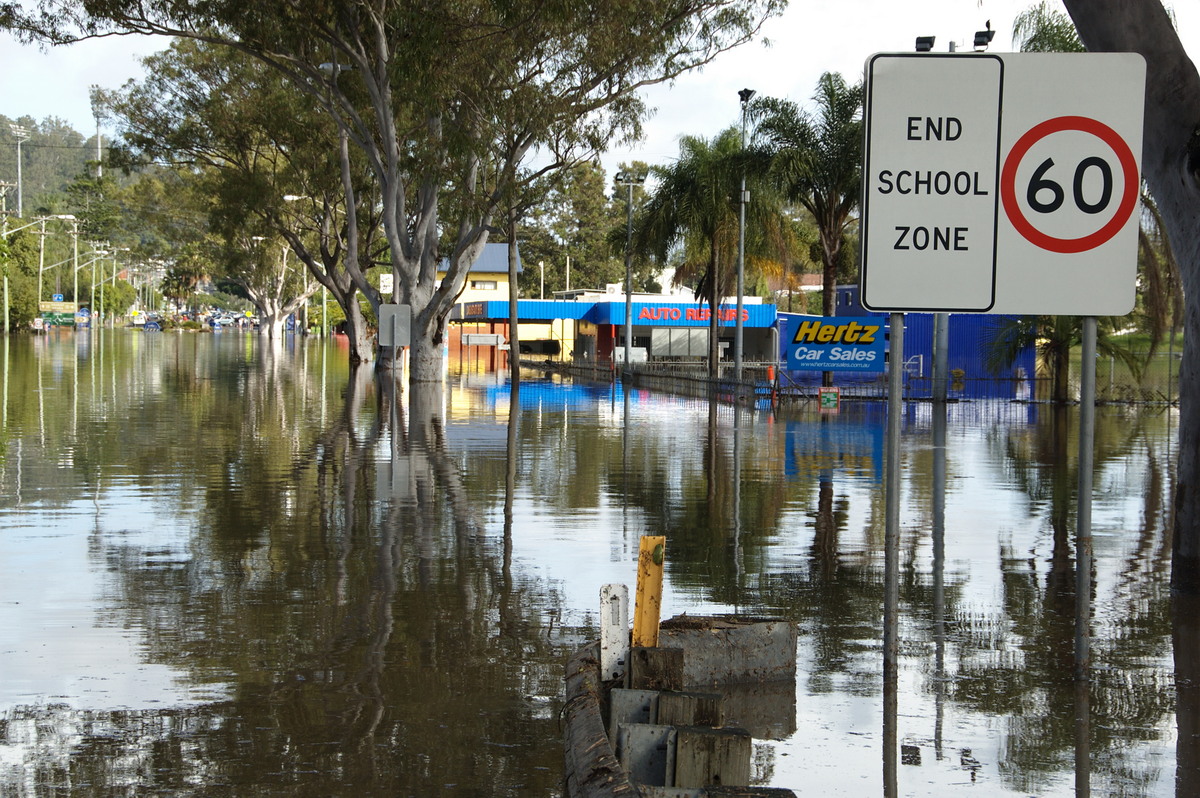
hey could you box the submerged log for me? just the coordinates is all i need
[564,643,639,798]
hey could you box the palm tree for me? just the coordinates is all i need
[983,315,1141,403]
[632,128,790,376]
[162,244,209,315]
[751,72,863,319]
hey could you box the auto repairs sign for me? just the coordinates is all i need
[860,52,1145,315]
[783,316,885,372]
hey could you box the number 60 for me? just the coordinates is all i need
[1027,157,1114,215]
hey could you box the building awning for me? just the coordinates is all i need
[458,299,777,328]
[458,300,591,321]
[585,301,776,328]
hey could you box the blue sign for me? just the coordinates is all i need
[52,293,64,302]
[782,316,886,372]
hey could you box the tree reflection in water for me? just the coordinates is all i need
[1,349,564,796]
[0,335,1190,796]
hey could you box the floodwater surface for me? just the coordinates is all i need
[0,331,1186,796]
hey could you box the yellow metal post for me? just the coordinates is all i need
[632,535,666,648]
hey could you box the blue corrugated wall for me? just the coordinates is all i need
[778,311,1038,400]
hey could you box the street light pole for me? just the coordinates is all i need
[539,260,544,300]
[9,124,29,218]
[735,88,755,384]
[36,218,46,308]
[71,221,79,320]
[616,170,646,372]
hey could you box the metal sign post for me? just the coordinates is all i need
[860,54,1144,784]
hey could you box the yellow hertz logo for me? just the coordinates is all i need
[791,320,879,345]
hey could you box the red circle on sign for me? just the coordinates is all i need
[1000,116,1139,254]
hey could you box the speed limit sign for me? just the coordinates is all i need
[861,52,1145,315]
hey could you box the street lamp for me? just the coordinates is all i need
[615,169,646,372]
[9,124,29,218]
[102,247,129,328]
[86,244,110,322]
[36,215,75,309]
[735,88,755,383]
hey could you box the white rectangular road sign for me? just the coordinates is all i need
[378,303,411,347]
[861,53,1003,312]
[860,52,1145,316]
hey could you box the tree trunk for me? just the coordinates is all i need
[706,249,721,378]
[261,315,286,340]
[821,232,840,317]
[1052,347,1071,404]
[409,329,442,383]
[821,216,841,387]
[1060,0,1200,591]
[344,297,372,365]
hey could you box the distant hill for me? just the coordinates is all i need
[1,114,100,215]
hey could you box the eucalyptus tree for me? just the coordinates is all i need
[750,72,863,318]
[102,39,381,351]
[13,0,784,387]
[1053,0,1200,595]
[633,127,789,375]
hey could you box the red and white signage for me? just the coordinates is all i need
[860,52,1145,315]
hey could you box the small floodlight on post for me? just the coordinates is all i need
[616,169,647,372]
[915,36,936,52]
[974,22,995,52]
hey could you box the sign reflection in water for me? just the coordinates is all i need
[0,331,1185,796]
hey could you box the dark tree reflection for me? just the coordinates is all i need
[3,367,565,796]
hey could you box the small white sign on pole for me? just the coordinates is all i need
[860,52,1145,316]
[378,304,411,347]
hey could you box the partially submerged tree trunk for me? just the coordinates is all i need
[245,251,316,341]
[1060,0,1200,590]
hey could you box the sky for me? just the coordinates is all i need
[2,0,1199,179]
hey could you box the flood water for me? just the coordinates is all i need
[0,331,1187,796]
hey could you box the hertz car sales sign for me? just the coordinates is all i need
[860,53,1145,315]
[783,317,886,372]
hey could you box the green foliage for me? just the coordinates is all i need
[0,114,93,215]
[633,128,785,304]
[14,0,787,377]
[752,73,863,316]
[982,315,1143,403]
[1012,2,1085,52]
